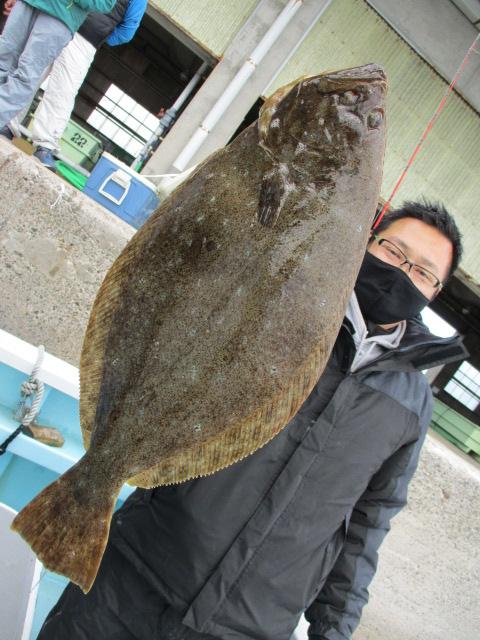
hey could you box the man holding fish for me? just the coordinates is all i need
[37,207,464,640]
[16,64,464,639]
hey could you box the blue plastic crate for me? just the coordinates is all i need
[84,152,159,228]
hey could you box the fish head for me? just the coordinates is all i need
[259,63,387,178]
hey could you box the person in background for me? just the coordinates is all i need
[0,1,9,33]
[37,200,466,640]
[0,0,116,135]
[17,0,147,172]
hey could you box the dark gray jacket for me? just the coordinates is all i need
[111,317,465,640]
[79,0,130,47]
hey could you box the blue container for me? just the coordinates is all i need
[84,152,159,228]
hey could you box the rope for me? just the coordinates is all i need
[140,173,183,179]
[20,345,45,428]
[374,32,480,228]
[0,345,45,456]
[50,183,66,210]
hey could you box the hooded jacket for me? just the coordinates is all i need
[24,0,116,34]
[108,311,465,640]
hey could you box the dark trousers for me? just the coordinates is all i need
[37,544,218,640]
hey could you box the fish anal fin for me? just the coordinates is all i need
[80,236,143,444]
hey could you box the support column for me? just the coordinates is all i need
[143,0,333,175]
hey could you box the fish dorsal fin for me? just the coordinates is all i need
[79,233,145,448]
[257,162,293,227]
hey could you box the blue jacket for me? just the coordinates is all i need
[107,0,146,46]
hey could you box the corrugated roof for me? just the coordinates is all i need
[149,0,261,58]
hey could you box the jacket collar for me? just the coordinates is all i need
[388,315,468,370]
[342,312,468,372]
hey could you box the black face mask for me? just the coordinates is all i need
[354,252,431,324]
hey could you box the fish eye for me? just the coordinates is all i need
[367,109,383,129]
[338,91,358,105]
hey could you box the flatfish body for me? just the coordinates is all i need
[12,64,387,592]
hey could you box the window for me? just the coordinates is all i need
[421,307,456,338]
[87,84,159,158]
[445,361,480,412]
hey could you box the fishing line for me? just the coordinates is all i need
[373,32,480,229]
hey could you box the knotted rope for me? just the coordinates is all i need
[0,345,45,455]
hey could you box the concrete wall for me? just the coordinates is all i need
[367,0,480,114]
[0,139,134,366]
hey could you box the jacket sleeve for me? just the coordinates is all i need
[305,392,433,639]
[74,0,116,13]
[106,0,147,46]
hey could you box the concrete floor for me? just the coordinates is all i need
[357,432,479,640]
[293,432,480,640]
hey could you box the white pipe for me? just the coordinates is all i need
[173,0,303,171]
[262,0,333,96]
[134,61,209,169]
[174,61,209,111]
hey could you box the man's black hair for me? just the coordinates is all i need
[374,199,463,281]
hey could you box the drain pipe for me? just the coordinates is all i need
[172,0,304,172]
[133,61,209,170]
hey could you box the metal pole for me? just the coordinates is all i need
[132,61,209,171]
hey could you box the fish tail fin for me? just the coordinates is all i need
[11,458,120,593]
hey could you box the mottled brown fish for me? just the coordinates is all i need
[12,64,387,592]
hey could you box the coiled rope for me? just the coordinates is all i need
[0,345,45,456]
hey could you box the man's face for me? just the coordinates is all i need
[368,217,453,300]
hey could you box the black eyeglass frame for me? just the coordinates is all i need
[371,234,443,291]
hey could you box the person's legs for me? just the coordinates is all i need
[0,0,35,85]
[0,9,71,128]
[31,32,96,153]
[8,62,52,137]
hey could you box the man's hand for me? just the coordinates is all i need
[3,0,16,17]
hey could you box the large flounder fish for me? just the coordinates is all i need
[12,64,387,592]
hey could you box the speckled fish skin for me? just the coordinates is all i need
[11,64,387,593]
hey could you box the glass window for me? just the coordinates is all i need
[421,308,456,338]
[445,361,480,412]
[106,85,122,101]
[86,83,159,157]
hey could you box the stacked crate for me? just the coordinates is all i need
[431,399,480,463]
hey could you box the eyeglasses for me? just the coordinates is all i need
[371,234,443,291]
